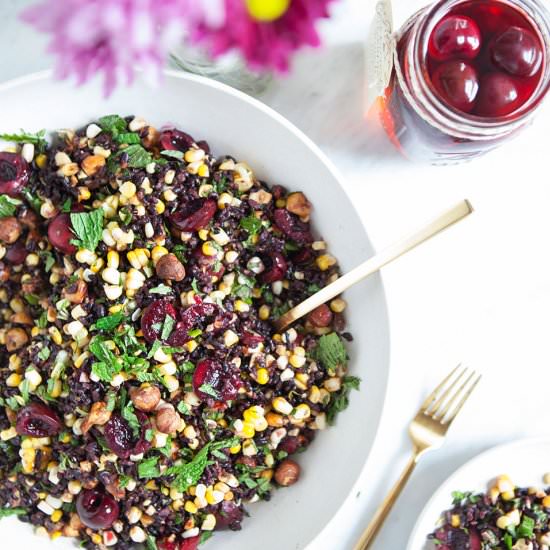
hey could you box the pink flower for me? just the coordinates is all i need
[21,0,196,95]
[192,0,336,72]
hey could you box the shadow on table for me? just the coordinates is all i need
[260,42,407,169]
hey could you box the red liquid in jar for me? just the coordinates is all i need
[379,0,546,162]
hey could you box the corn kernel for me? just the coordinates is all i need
[316,254,337,271]
[91,257,105,273]
[234,299,250,313]
[272,397,293,415]
[234,420,255,439]
[259,305,270,321]
[51,509,63,523]
[256,368,269,385]
[292,403,311,421]
[119,181,136,198]
[202,241,218,257]
[0,427,17,441]
[224,330,239,347]
[198,229,209,241]
[35,153,47,169]
[243,406,265,422]
[266,412,284,428]
[49,379,62,398]
[20,447,36,473]
[289,354,306,369]
[198,164,210,178]
[151,246,168,264]
[50,531,62,541]
[155,200,165,214]
[229,444,241,454]
[6,373,21,387]
[330,298,347,313]
[106,251,120,269]
[184,340,198,353]
[184,501,198,514]
[163,375,179,392]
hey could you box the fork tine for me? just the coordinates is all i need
[443,373,482,425]
[419,364,462,412]
[427,366,468,415]
[432,369,475,420]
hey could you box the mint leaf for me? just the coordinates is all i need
[312,333,348,372]
[161,150,184,161]
[165,443,212,492]
[0,507,26,519]
[326,375,361,426]
[240,214,262,235]
[161,315,175,340]
[121,401,140,438]
[93,312,126,332]
[90,337,121,382]
[138,456,160,479]
[199,383,219,399]
[149,284,172,295]
[0,129,46,147]
[0,195,21,217]
[146,535,158,550]
[115,133,141,145]
[98,115,127,136]
[517,515,535,538]
[70,209,103,252]
[121,144,152,168]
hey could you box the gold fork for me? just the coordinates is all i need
[353,365,482,550]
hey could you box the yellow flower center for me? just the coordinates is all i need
[245,0,292,22]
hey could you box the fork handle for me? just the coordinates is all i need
[353,453,419,550]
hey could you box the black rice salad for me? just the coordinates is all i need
[428,475,550,550]
[0,116,359,549]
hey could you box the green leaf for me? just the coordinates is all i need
[98,115,127,136]
[24,294,40,306]
[191,279,200,294]
[312,333,348,372]
[165,443,212,492]
[94,312,126,332]
[105,391,117,412]
[61,198,72,213]
[146,534,158,550]
[20,379,30,404]
[118,475,131,489]
[240,214,262,235]
[37,346,50,361]
[503,533,513,550]
[161,315,175,340]
[119,207,132,225]
[0,195,22,217]
[21,188,42,211]
[161,150,184,161]
[517,515,535,538]
[187,328,202,339]
[138,456,160,479]
[115,132,141,145]
[199,383,219,399]
[0,507,26,519]
[36,310,48,329]
[326,375,361,426]
[0,129,46,146]
[200,532,214,544]
[89,337,121,382]
[121,400,140,438]
[70,209,104,252]
[149,284,173,295]
[177,401,190,415]
[121,144,152,168]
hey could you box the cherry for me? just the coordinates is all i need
[475,72,522,116]
[103,413,134,458]
[141,299,178,343]
[16,402,62,437]
[291,247,314,265]
[159,129,195,151]
[167,302,220,346]
[5,241,28,265]
[307,304,333,328]
[214,501,244,530]
[48,213,76,255]
[180,537,200,550]
[428,15,482,61]
[260,252,288,283]
[241,331,264,347]
[432,61,479,112]
[469,531,481,550]
[491,26,543,77]
[157,540,179,550]
[170,198,217,232]
[76,488,119,530]
[272,209,313,244]
[192,359,242,403]
[0,153,30,197]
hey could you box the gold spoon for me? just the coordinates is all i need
[273,199,473,332]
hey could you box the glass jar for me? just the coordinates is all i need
[378,0,550,164]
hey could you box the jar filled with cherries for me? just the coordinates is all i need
[379,0,550,163]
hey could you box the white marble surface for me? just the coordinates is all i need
[3,1,550,549]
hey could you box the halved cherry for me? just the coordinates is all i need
[159,129,195,151]
[260,252,288,283]
[432,61,479,113]
[48,213,76,255]
[103,413,134,458]
[475,72,522,117]
[491,25,543,77]
[307,304,333,327]
[140,299,178,343]
[241,331,264,347]
[180,537,200,550]
[214,501,244,530]
[0,153,30,197]
[16,402,62,437]
[272,209,313,244]
[76,488,119,530]
[428,15,482,61]
[192,359,242,403]
[170,198,217,232]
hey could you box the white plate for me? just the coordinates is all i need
[0,71,390,550]
[407,437,550,550]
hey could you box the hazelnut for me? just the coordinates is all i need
[21,278,43,295]
[81,401,112,434]
[249,189,273,205]
[0,217,22,244]
[106,480,125,500]
[142,126,160,149]
[274,459,300,487]
[130,385,161,412]
[155,253,185,282]
[155,404,181,434]
[10,311,33,326]
[286,192,311,218]
[81,154,106,176]
[5,328,29,351]
[307,304,333,328]
[20,208,39,230]
[0,262,10,282]
[63,280,88,304]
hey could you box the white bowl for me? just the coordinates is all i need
[0,71,390,550]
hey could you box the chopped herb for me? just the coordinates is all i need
[147,340,162,359]
[70,209,104,252]
[161,315,175,340]
[159,436,173,457]
[119,207,133,225]
[61,198,72,213]
[149,284,173,295]
[0,195,22,217]
[307,283,321,295]
[200,532,214,544]
[326,375,361,425]
[0,128,47,147]
[284,241,300,252]
[240,214,262,236]
[517,515,535,538]
[161,150,184,161]
[177,401,190,415]
[121,401,140,438]
[115,132,141,145]
[105,391,117,412]
[146,534,158,550]
[89,337,121,382]
[20,379,30,404]
[24,294,40,306]
[503,533,513,550]
[93,312,126,331]
[0,507,26,519]
[312,332,348,373]
[165,443,212,492]
[138,456,160,479]
[121,144,152,168]
[172,244,187,264]
[21,188,42,211]
[39,250,55,272]
[190,279,200,294]
[37,346,50,361]
[213,175,228,194]
[199,383,219,399]
[187,328,202,338]
[162,346,185,355]
[118,475,131,489]
[145,429,154,442]
[98,115,127,136]
[36,311,48,329]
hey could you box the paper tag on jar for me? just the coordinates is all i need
[365,0,396,110]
